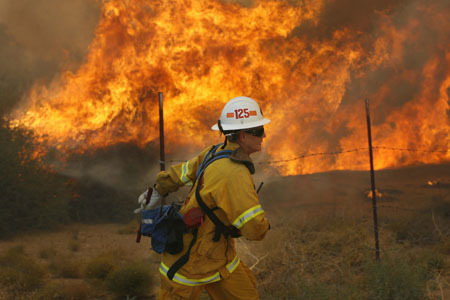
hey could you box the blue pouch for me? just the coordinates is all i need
[141,204,186,254]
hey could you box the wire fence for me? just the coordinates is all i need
[173,143,450,266]
[168,145,450,217]
[169,145,450,165]
[259,145,450,165]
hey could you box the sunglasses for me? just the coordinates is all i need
[244,127,265,137]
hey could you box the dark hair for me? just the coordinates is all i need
[223,130,241,143]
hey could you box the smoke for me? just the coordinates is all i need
[3,0,449,181]
[0,0,100,113]
[220,0,255,7]
[283,0,450,155]
[340,0,450,124]
[54,142,161,193]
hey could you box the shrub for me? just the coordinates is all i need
[83,249,129,281]
[425,251,446,273]
[69,240,80,252]
[0,246,45,293]
[39,246,57,259]
[49,256,81,278]
[296,278,331,300]
[364,256,428,300]
[0,120,71,239]
[389,202,450,246]
[69,225,80,240]
[105,263,152,297]
[84,256,116,280]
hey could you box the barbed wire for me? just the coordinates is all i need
[256,148,368,165]
[169,148,369,163]
[168,145,449,165]
[376,205,423,213]
[373,146,450,153]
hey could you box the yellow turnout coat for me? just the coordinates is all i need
[155,141,270,286]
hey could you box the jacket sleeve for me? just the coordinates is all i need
[155,146,213,195]
[216,169,269,241]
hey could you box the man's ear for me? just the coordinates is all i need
[238,131,246,144]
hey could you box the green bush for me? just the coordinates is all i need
[0,120,137,239]
[0,120,72,239]
[105,263,152,297]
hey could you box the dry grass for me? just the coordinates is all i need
[117,219,140,235]
[0,165,449,299]
[69,240,81,252]
[251,165,450,299]
[105,262,153,298]
[38,244,57,259]
[0,224,160,299]
[84,255,116,280]
[38,280,96,300]
[0,245,45,296]
[48,255,82,278]
[238,210,446,299]
[0,216,448,300]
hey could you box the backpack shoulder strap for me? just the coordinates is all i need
[195,143,223,178]
[167,228,198,280]
[166,147,237,280]
[195,150,240,242]
[166,145,227,279]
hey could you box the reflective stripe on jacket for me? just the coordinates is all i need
[159,256,240,286]
[155,142,270,284]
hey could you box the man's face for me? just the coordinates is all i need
[239,126,266,155]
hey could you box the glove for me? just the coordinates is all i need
[134,187,161,213]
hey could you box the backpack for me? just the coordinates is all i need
[140,203,186,255]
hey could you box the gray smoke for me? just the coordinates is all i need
[0,0,100,114]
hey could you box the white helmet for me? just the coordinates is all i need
[211,96,270,131]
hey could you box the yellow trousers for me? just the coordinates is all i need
[158,261,259,300]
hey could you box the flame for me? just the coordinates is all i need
[10,0,450,175]
[427,180,438,186]
[367,189,383,199]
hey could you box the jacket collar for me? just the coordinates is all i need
[222,142,255,174]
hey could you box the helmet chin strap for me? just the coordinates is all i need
[218,120,228,149]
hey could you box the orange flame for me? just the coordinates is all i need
[10,0,450,175]
[366,189,383,199]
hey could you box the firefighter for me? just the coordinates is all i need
[139,96,270,300]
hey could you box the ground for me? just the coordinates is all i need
[1,163,450,299]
